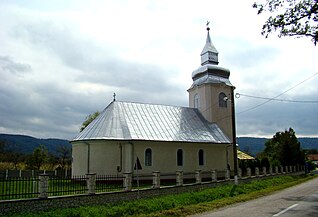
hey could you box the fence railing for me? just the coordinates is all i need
[0,165,305,201]
[0,177,39,200]
[0,169,72,178]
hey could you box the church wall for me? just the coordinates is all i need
[132,141,231,174]
[72,141,123,176]
[88,141,120,175]
[72,140,234,176]
[72,142,88,176]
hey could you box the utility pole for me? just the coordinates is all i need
[231,86,238,185]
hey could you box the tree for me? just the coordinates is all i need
[253,0,318,45]
[26,145,48,170]
[263,128,305,166]
[55,145,71,170]
[80,111,100,132]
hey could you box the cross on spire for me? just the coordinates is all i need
[200,21,219,65]
[113,93,116,101]
[206,21,210,31]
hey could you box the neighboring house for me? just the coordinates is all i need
[237,150,255,160]
[307,154,318,166]
[71,26,236,176]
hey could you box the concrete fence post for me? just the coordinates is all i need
[289,166,293,173]
[285,166,289,173]
[123,172,132,191]
[280,166,284,174]
[269,167,273,175]
[152,171,160,189]
[238,168,242,179]
[262,167,267,176]
[176,170,183,186]
[86,173,96,195]
[225,169,230,180]
[247,168,251,178]
[255,167,259,177]
[38,174,49,199]
[211,170,217,182]
[275,166,278,174]
[195,170,202,184]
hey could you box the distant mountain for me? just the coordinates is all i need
[237,137,318,156]
[0,134,317,157]
[0,134,71,155]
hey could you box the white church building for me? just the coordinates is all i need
[71,26,237,176]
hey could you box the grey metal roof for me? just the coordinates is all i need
[201,29,218,55]
[190,64,233,88]
[72,101,230,144]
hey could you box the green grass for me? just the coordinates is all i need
[3,174,317,217]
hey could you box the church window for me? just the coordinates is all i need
[198,149,204,166]
[194,93,200,108]
[145,148,152,166]
[177,149,183,166]
[219,92,228,108]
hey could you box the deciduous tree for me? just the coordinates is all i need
[263,128,305,166]
[80,111,100,132]
[26,145,48,170]
[253,0,318,45]
[55,145,71,170]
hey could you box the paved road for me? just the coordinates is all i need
[191,176,318,217]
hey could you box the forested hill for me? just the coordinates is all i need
[0,134,317,156]
[0,134,71,155]
[237,137,318,156]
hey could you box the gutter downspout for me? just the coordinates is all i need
[117,143,122,173]
[83,142,90,174]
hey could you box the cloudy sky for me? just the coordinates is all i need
[0,0,317,140]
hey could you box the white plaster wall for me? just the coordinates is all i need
[72,140,233,176]
[71,142,88,176]
[132,141,231,174]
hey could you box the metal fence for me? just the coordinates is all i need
[0,177,39,200]
[0,174,125,200]
[96,174,124,192]
[47,175,87,197]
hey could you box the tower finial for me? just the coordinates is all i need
[206,21,210,31]
[113,92,116,101]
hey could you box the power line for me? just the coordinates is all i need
[236,72,318,115]
[236,93,318,103]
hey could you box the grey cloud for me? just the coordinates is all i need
[0,56,32,75]
[236,96,318,137]
[12,21,177,93]
[1,21,189,139]
[223,43,279,69]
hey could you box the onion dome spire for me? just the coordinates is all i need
[201,21,219,65]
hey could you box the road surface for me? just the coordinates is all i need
[191,176,318,217]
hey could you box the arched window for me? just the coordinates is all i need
[219,92,228,108]
[198,149,204,166]
[194,93,200,108]
[177,149,183,166]
[145,148,152,166]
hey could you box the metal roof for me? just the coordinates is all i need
[191,64,232,88]
[237,150,255,160]
[72,101,230,144]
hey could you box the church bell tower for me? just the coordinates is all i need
[188,24,235,140]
